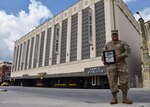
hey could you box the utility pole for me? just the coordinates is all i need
[137,12,150,89]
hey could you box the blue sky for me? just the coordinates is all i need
[0,0,79,16]
[0,0,149,17]
[127,0,150,13]
[0,0,150,62]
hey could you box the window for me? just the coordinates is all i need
[17,44,22,71]
[95,0,106,57]
[24,39,30,70]
[29,37,34,69]
[39,31,45,67]
[82,7,91,59]
[52,24,60,65]
[45,28,52,66]
[33,35,40,68]
[70,13,78,61]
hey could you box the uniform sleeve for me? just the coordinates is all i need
[120,42,131,59]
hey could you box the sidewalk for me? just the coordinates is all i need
[0,87,150,107]
[130,88,150,91]
[75,103,150,107]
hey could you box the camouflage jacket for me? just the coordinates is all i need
[101,40,131,63]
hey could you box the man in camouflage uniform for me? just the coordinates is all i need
[101,30,132,104]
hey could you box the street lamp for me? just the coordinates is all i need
[136,11,145,39]
[136,11,145,24]
[136,11,143,19]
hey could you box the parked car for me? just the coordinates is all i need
[1,82,9,86]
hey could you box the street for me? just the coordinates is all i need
[0,86,150,107]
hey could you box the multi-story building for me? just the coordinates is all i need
[145,20,150,59]
[11,0,142,88]
[141,20,150,89]
[0,61,12,83]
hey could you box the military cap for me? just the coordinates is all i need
[111,30,118,35]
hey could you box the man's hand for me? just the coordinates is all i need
[116,56,122,63]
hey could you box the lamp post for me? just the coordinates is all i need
[112,0,116,30]
[136,12,150,89]
[136,12,143,19]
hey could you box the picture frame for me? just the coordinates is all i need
[103,50,116,64]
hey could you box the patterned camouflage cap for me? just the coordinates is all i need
[111,30,118,35]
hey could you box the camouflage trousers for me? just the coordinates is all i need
[107,63,129,92]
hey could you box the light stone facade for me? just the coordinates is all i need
[11,0,142,88]
[142,20,150,89]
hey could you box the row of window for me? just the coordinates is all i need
[12,0,105,72]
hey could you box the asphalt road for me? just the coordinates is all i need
[0,86,150,107]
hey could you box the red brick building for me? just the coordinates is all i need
[0,62,12,83]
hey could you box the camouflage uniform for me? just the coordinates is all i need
[102,40,131,93]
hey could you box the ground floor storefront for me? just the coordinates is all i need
[11,75,109,89]
[11,66,110,89]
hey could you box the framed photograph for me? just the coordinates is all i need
[103,50,116,64]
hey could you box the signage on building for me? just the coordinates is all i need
[22,74,28,77]
[55,24,60,54]
[142,66,150,71]
[38,72,46,77]
[84,66,106,74]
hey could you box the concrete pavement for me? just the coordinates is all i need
[0,87,150,107]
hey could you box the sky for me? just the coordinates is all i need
[0,0,150,62]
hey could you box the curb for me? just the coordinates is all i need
[0,89,7,92]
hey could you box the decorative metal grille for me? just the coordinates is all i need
[28,37,34,69]
[82,7,91,59]
[95,0,106,57]
[17,44,22,71]
[39,31,45,67]
[24,39,30,70]
[33,35,40,68]
[88,8,93,45]
[60,19,68,63]
[21,42,26,70]
[45,28,52,66]
[52,24,60,65]
[70,13,78,61]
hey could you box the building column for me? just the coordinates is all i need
[77,11,82,60]
[31,34,36,68]
[28,37,33,69]
[42,28,47,67]
[37,30,41,68]
[16,45,20,71]
[27,39,31,69]
[12,47,17,72]
[49,26,54,65]
[66,17,71,62]
[57,22,62,64]
[104,0,115,42]
[18,44,23,71]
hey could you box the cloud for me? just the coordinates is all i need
[123,0,137,3]
[134,7,150,22]
[0,0,53,61]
